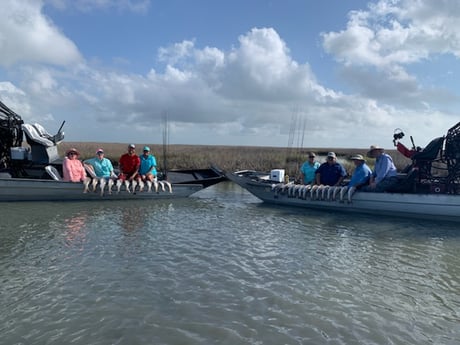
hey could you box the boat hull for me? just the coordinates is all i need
[0,178,202,202]
[226,172,460,222]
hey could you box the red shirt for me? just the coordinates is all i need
[119,153,140,175]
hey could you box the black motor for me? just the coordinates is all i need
[0,101,24,170]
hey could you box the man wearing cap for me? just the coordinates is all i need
[364,145,398,192]
[138,146,157,182]
[315,152,347,186]
[118,144,140,181]
[84,148,114,179]
[63,148,87,182]
[348,154,372,188]
[299,152,320,185]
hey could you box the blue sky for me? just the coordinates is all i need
[1,0,460,149]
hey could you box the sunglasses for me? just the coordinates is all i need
[309,156,315,158]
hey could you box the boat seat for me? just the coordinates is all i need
[22,124,55,147]
[33,123,64,144]
[33,123,54,140]
[412,137,444,161]
[22,123,60,164]
[45,165,62,181]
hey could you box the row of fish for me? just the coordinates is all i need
[83,178,172,196]
[272,183,357,203]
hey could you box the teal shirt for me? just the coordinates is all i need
[84,157,113,178]
[300,161,320,184]
[139,154,157,176]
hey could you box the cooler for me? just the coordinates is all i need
[10,147,28,160]
[270,169,285,183]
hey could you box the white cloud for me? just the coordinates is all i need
[1,0,460,148]
[45,0,150,13]
[322,0,460,68]
[320,0,460,134]
[0,0,82,67]
[0,82,29,116]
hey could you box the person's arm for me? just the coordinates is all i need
[146,156,155,174]
[79,161,87,181]
[368,171,377,188]
[375,156,392,184]
[334,165,347,186]
[62,158,71,181]
[118,160,123,173]
[129,171,138,180]
[129,157,140,180]
[335,176,345,186]
[396,142,415,158]
[107,160,114,177]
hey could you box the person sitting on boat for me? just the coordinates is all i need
[138,146,157,182]
[299,152,320,185]
[363,145,398,192]
[315,152,347,186]
[118,144,140,181]
[348,154,372,189]
[62,148,88,182]
[84,148,114,179]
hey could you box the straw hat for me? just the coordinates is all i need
[66,148,80,156]
[367,145,384,157]
[350,154,365,161]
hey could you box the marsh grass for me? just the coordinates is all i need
[61,142,412,178]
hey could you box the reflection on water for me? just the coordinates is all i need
[63,213,88,251]
[0,182,459,344]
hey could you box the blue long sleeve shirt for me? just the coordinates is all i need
[372,153,397,183]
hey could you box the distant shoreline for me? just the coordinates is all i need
[57,142,410,177]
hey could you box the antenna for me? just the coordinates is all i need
[161,113,169,179]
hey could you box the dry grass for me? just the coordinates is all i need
[60,142,412,178]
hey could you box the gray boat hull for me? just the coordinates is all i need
[227,172,460,222]
[0,177,202,202]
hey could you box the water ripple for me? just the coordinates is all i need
[1,184,460,344]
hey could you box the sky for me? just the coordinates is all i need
[1,0,460,149]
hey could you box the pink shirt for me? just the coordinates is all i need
[63,157,86,182]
